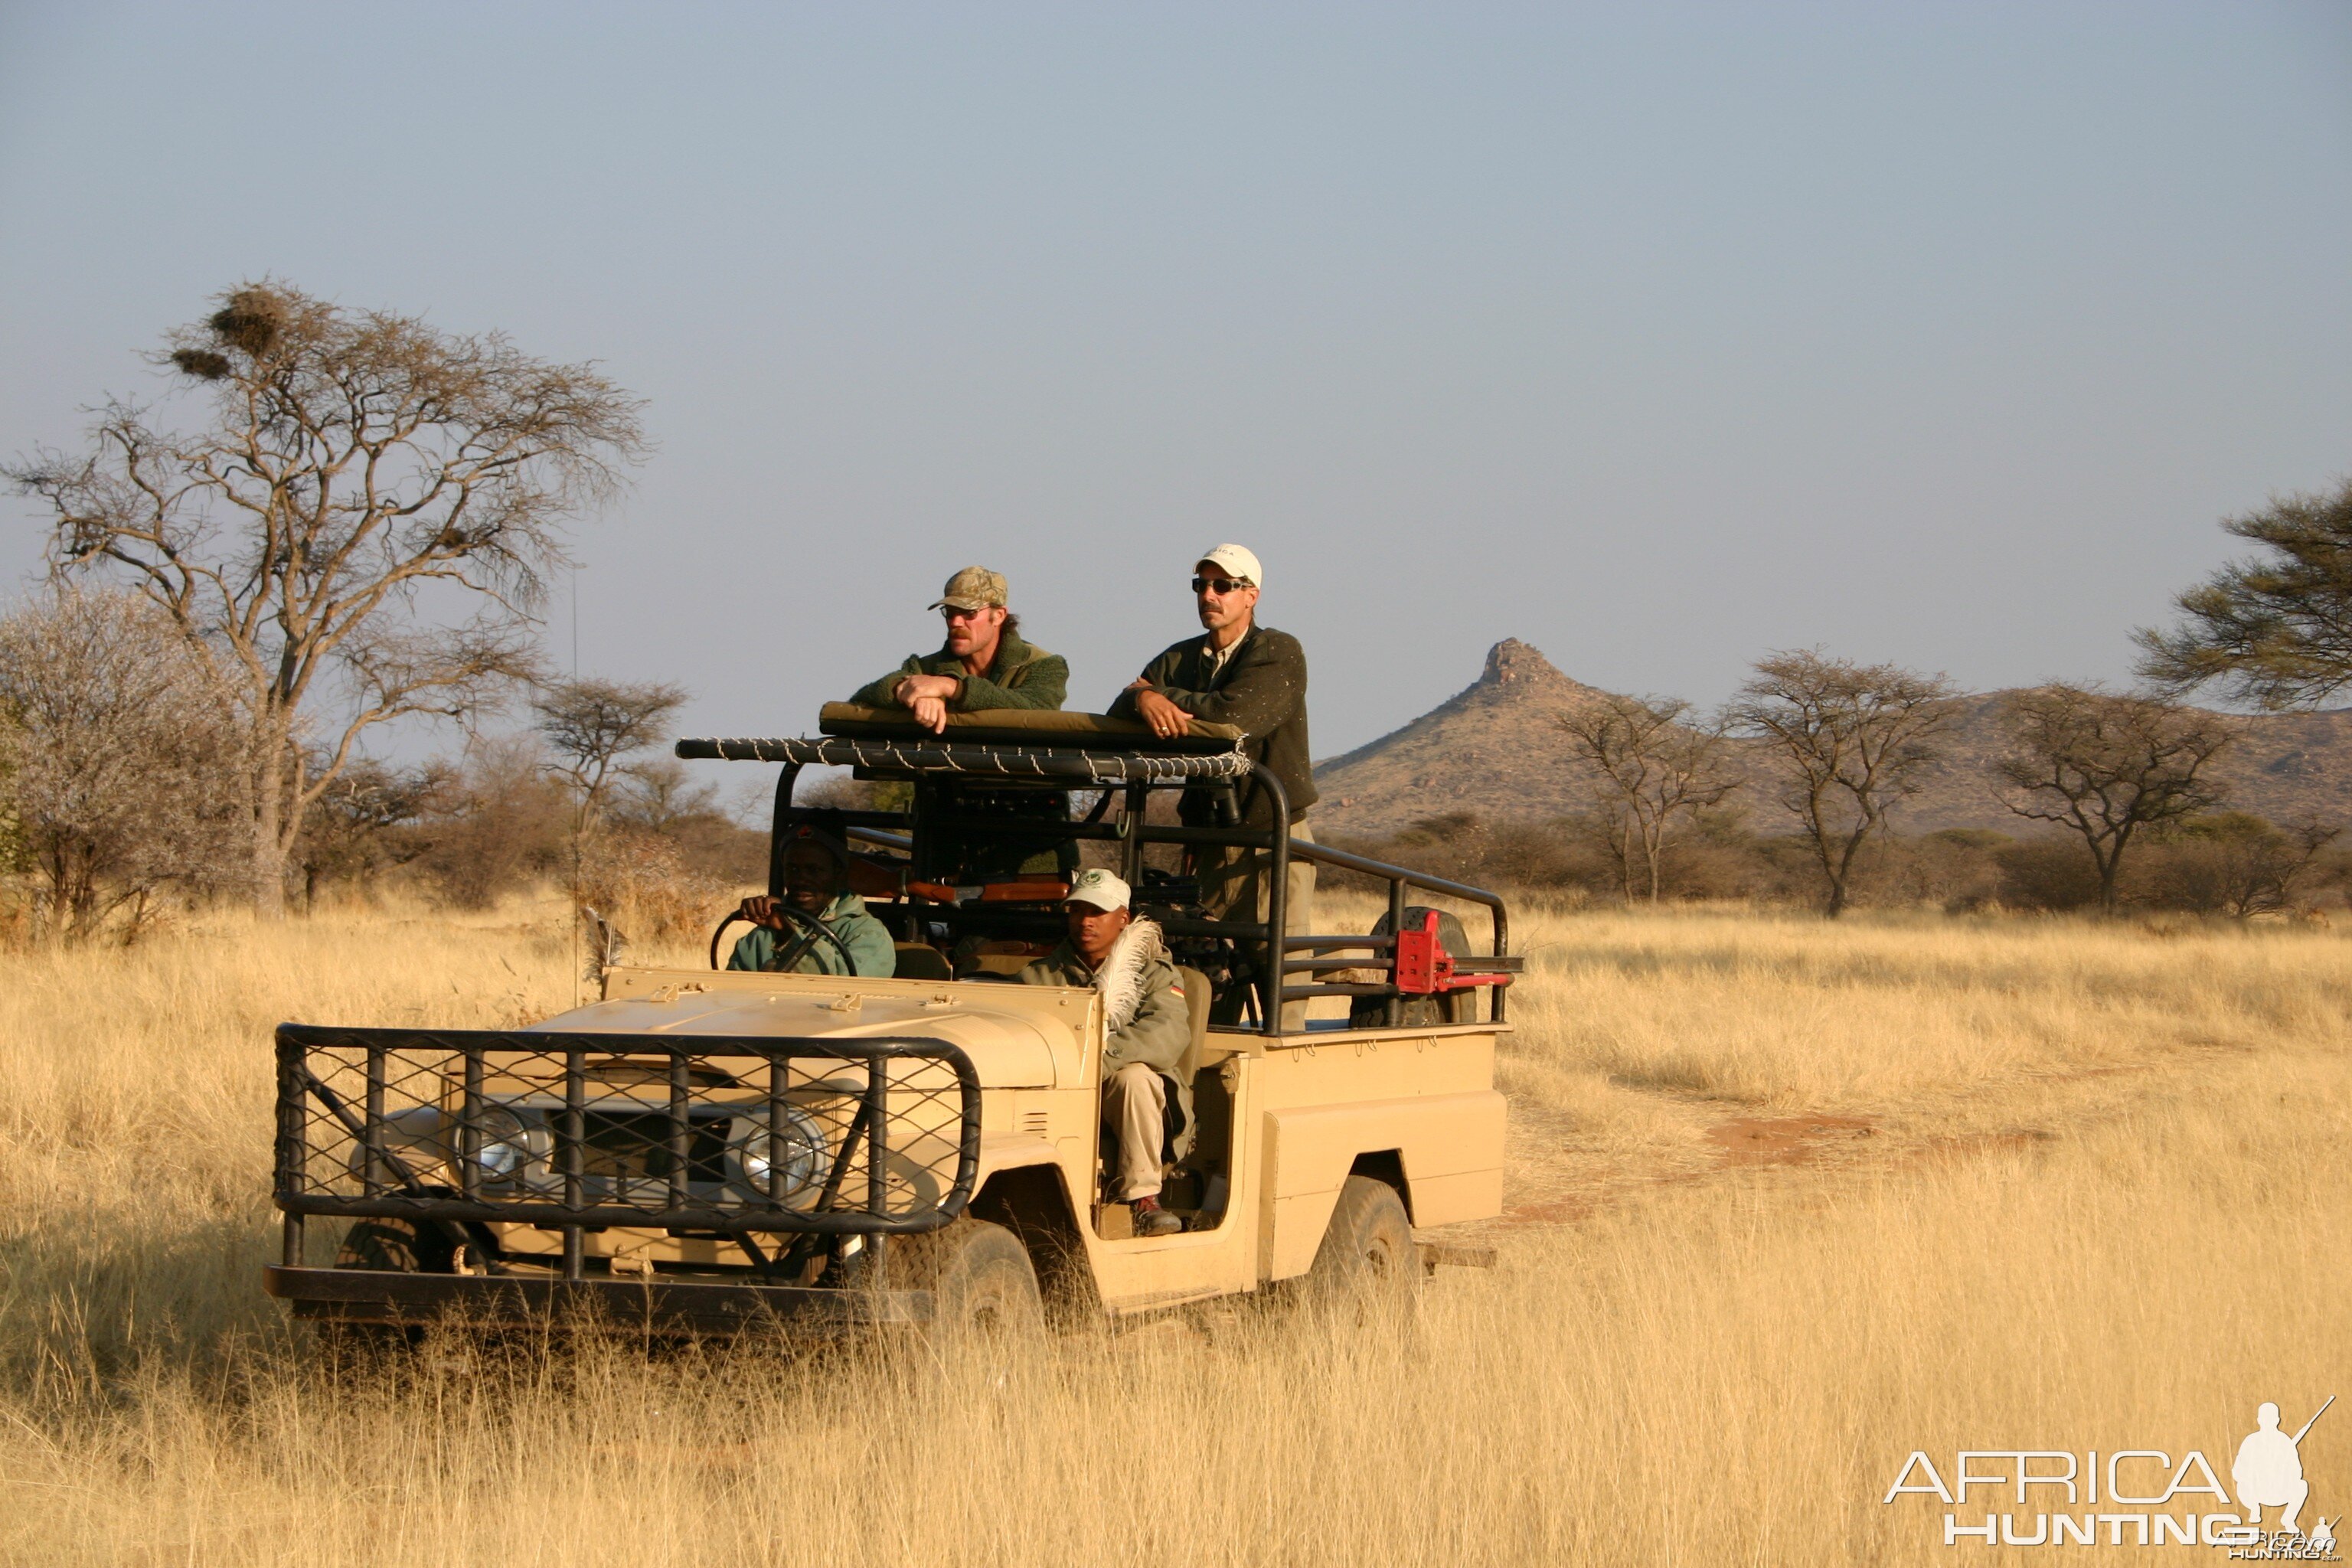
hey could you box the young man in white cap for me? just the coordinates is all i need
[1110,544,1317,1030]
[848,566,1068,734]
[1016,867,1191,1236]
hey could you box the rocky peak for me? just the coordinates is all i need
[1476,639,1609,706]
[1481,638,1557,688]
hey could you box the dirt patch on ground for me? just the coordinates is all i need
[1471,1045,2232,1243]
[1704,1115,1877,1167]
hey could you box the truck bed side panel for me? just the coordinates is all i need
[1260,1090,1507,1279]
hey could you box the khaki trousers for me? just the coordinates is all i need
[1197,819,1318,1031]
[1102,1063,1168,1202]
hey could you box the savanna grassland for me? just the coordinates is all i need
[1,895,2344,1566]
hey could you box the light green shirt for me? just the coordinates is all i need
[727,893,896,978]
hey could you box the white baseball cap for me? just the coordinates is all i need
[1064,867,1132,912]
[1197,544,1262,590]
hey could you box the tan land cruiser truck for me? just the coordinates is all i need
[266,707,1518,1336]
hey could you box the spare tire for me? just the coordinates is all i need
[1351,905,1475,1027]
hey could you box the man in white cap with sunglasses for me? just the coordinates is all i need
[1017,867,1191,1236]
[1109,544,1317,1031]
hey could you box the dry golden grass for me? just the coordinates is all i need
[1,893,2345,1565]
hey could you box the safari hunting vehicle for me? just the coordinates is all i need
[266,706,1517,1338]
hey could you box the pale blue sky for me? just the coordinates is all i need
[3,2,2348,762]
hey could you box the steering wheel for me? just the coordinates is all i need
[709,900,861,974]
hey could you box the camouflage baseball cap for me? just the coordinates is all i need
[1063,867,1132,912]
[929,566,1008,612]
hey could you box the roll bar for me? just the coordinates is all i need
[682,738,1512,1038]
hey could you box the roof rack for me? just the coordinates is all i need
[673,735,1251,784]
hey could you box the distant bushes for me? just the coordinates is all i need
[1326,809,2347,917]
[296,737,763,921]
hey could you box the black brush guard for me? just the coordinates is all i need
[267,1024,982,1332]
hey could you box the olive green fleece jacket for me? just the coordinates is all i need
[1015,939,1195,1148]
[1110,622,1316,826]
[847,630,1067,714]
[726,893,897,977]
[1015,940,1193,1078]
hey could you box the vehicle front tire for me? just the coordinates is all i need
[1298,1174,1419,1321]
[891,1219,1047,1344]
[335,1217,456,1273]
[318,1218,456,1359]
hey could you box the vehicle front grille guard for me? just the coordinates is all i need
[273,1026,982,1279]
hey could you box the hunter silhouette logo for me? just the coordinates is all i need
[1880,1394,2337,1553]
[2235,1399,2330,1535]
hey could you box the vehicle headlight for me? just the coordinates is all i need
[468,1107,532,1182]
[346,1105,444,1186]
[729,1106,831,1200]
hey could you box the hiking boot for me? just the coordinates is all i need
[1131,1195,1183,1237]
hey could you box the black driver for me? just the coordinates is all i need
[721,812,897,976]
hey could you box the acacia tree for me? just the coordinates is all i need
[7,281,647,914]
[1558,693,1741,903]
[2137,478,2352,707]
[1995,684,2234,913]
[1726,650,1955,917]
[531,678,690,841]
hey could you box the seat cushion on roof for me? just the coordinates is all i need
[818,703,1244,753]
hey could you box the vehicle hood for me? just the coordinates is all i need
[525,982,1075,1089]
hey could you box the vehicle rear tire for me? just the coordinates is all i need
[1298,1175,1418,1321]
[890,1220,1046,1344]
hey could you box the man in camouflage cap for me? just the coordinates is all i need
[848,566,1068,733]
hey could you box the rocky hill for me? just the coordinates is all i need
[1312,639,2352,838]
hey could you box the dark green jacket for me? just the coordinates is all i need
[727,893,897,977]
[1111,622,1316,825]
[848,630,1067,714]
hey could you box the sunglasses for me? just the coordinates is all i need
[1192,575,1252,596]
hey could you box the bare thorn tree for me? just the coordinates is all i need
[1726,650,1955,917]
[532,678,691,841]
[5,280,648,915]
[2136,478,2352,708]
[612,756,722,835]
[0,589,249,942]
[1994,683,2235,913]
[1558,694,1741,903]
